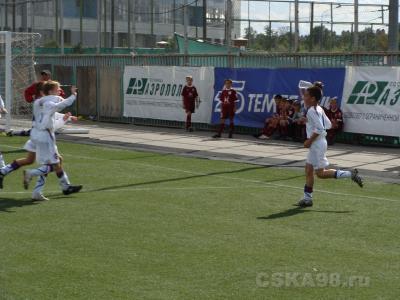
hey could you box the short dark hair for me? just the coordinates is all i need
[307,85,322,102]
[274,94,283,100]
[36,81,46,94]
[313,81,324,90]
[43,80,60,95]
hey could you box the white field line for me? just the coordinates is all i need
[1,144,399,203]
[0,185,299,195]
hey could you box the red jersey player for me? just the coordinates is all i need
[181,75,199,132]
[213,79,238,138]
[24,70,65,103]
[324,97,343,145]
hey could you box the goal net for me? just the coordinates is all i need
[0,31,41,131]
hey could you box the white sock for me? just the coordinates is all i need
[57,171,70,191]
[33,175,46,196]
[0,153,5,169]
[335,170,351,179]
[28,165,52,177]
[1,161,20,175]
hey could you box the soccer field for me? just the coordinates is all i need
[1,137,399,300]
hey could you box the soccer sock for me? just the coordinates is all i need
[186,115,192,129]
[304,185,313,201]
[1,160,20,176]
[57,171,70,191]
[0,153,5,169]
[28,165,53,177]
[229,123,234,133]
[33,175,46,196]
[335,170,352,179]
[218,123,225,134]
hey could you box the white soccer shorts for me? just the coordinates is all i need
[33,132,60,165]
[306,138,329,170]
[23,139,36,153]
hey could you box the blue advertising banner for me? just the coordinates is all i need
[211,68,346,127]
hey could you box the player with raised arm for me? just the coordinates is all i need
[0,83,78,195]
[22,81,82,201]
[297,85,363,208]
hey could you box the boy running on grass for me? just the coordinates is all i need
[213,79,238,139]
[181,75,199,132]
[297,85,363,208]
[22,81,82,201]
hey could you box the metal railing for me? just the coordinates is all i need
[35,52,400,68]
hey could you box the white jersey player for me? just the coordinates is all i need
[24,81,82,201]
[297,85,363,208]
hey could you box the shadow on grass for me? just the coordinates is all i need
[1,149,26,155]
[79,165,303,194]
[0,197,38,213]
[258,207,353,220]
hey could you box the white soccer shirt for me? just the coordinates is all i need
[306,105,332,139]
[34,94,76,132]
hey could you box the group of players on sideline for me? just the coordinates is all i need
[0,71,363,207]
[0,70,82,201]
[183,76,363,207]
[182,77,343,145]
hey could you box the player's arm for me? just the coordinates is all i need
[51,86,78,113]
[304,109,324,148]
[0,95,7,114]
[24,83,37,103]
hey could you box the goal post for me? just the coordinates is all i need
[0,31,41,131]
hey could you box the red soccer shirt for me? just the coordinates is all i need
[219,88,238,107]
[181,85,198,102]
[325,107,343,129]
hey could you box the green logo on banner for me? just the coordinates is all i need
[126,78,182,98]
[347,81,400,106]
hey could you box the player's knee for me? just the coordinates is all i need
[26,154,35,164]
[315,169,325,178]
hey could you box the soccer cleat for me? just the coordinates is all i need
[212,134,221,138]
[228,132,233,138]
[6,130,13,137]
[0,173,4,189]
[63,185,83,195]
[32,193,49,202]
[188,127,194,132]
[23,170,32,190]
[296,199,313,208]
[258,134,270,140]
[351,169,364,188]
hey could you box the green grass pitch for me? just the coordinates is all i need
[1,137,399,300]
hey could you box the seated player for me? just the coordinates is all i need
[256,95,283,140]
[17,81,81,201]
[213,79,238,139]
[297,85,363,208]
[289,101,306,142]
[324,97,343,145]
[181,75,199,132]
[278,98,294,140]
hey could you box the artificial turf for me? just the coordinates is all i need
[0,137,399,300]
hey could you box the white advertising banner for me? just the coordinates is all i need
[341,66,400,137]
[123,66,214,123]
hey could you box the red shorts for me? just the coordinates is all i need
[221,105,235,119]
[184,99,195,113]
